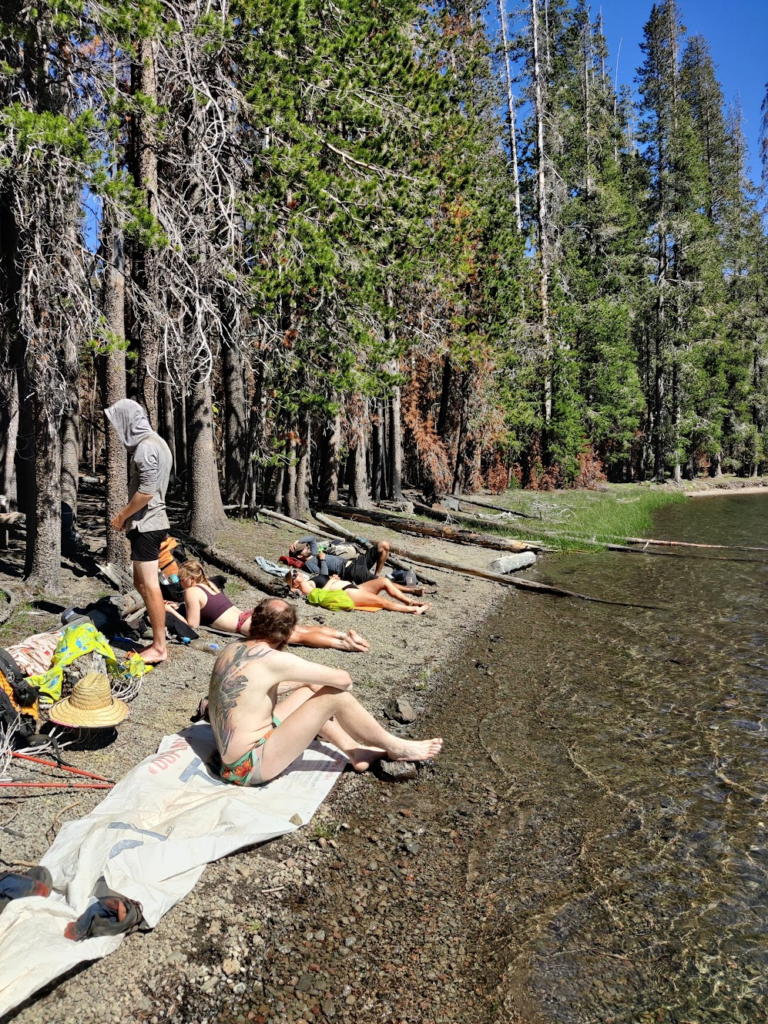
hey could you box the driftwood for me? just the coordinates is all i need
[315,513,659,609]
[318,502,543,553]
[0,512,24,528]
[622,535,768,554]
[440,494,538,520]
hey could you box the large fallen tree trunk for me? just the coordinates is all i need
[184,535,285,598]
[318,502,544,553]
[314,513,659,609]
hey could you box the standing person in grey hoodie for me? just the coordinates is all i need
[105,399,173,664]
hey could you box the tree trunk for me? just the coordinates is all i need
[452,373,470,495]
[131,37,160,424]
[437,356,452,438]
[0,365,19,505]
[349,405,372,509]
[25,388,62,591]
[294,410,311,517]
[102,217,130,567]
[531,0,552,423]
[175,386,188,491]
[60,358,80,522]
[242,358,267,508]
[160,377,176,468]
[371,399,387,502]
[222,339,247,502]
[318,412,341,504]
[498,0,522,231]
[389,385,404,500]
[188,377,227,546]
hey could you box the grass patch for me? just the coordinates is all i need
[426,485,687,553]
[0,601,32,646]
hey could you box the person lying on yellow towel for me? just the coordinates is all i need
[286,569,431,615]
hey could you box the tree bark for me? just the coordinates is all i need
[389,385,404,500]
[294,410,311,517]
[349,405,372,509]
[188,377,227,546]
[60,349,80,521]
[130,37,160,424]
[371,399,387,502]
[318,411,341,504]
[0,365,19,505]
[498,0,522,231]
[160,377,176,468]
[103,218,130,568]
[25,387,62,591]
[531,0,552,423]
[222,338,247,502]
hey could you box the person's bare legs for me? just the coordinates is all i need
[133,559,168,663]
[289,624,369,652]
[274,685,384,770]
[372,540,390,577]
[349,588,431,614]
[260,687,442,782]
[358,577,426,606]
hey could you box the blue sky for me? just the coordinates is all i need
[599,0,767,181]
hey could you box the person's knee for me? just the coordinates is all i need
[378,540,390,556]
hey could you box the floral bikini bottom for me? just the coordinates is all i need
[219,715,281,787]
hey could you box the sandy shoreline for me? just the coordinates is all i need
[1,512,513,1024]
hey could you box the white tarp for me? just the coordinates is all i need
[0,724,346,1015]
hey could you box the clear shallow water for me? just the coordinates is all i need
[478,494,768,1023]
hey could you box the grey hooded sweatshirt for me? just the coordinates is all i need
[105,399,172,534]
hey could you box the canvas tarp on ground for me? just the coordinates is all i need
[0,724,346,1015]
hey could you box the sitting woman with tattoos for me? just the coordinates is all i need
[208,599,442,786]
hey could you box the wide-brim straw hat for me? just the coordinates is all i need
[49,672,129,728]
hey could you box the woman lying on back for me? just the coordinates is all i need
[167,560,370,652]
[286,569,431,615]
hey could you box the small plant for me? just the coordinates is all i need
[314,820,341,841]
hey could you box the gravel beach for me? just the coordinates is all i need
[0,512,516,1024]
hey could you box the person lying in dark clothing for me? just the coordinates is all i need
[288,536,391,585]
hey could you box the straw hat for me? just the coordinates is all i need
[48,672,129,728]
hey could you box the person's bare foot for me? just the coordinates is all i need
[347,629,370,652]
[136,645,168,665]
[346,746,386,771]
[411,603,431,615]
[386,736,443,762]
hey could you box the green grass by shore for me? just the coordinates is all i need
[433,484,687,552]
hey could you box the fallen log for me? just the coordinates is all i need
[318,502,544,553]
[440,494,539,520]
[622,535,768,554]
[256,507,339,540]
[411,499,544,535]
[183,535,286,598]
[315,513,659,609]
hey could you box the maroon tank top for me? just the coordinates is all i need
[196,585,234,626]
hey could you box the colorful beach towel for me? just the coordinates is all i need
[27,624,151,704]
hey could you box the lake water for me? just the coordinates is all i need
[480,494,768,1022]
